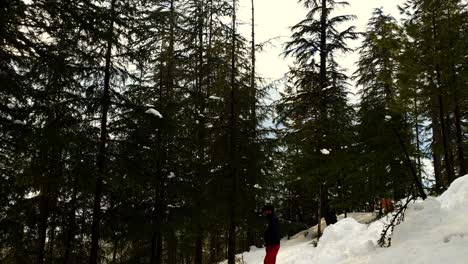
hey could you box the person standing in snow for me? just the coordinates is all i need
[262,205,280,264]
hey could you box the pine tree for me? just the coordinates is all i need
[279,0,358,237]
[355,8,415,202]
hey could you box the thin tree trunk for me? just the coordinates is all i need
[391,124,427,200]
[454,102,466,176]
[319,0,327,94]
[447,3,466,178]
[431,7,455,185]
[38,192,50,264]
[197,0,204,93]
[48,210,57,264]
[157,235,163,264]
[382,81,427,199]
[414,99,422,181]
[150,228,163,264]
[194,230,203,264]
[167,230,177,264]
[316,0,328,240]
[150,1,175,259]
[436,75,455,185]
[63,179,77,264]
[150,135,164,264]
[89,1,117,263]
[227,0,239,263]
[317,186,322,239]
[194,2,208,261]
[244,0,258,252]
[430,97,444,189]
[209,232,219,264]
[150,231,158,264]
[436,76,455,185]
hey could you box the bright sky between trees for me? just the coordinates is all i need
[238,0,406,102]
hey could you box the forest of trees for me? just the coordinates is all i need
[1,0,468,263]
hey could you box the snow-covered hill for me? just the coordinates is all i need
[229,175,468,264]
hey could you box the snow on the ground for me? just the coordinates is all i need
[227,175,468,264]
[369,175,468,264]
[291,212,375,240]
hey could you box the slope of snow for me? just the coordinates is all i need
[369,175,468,264]
[291,212,375,240]
[227,175,468,264]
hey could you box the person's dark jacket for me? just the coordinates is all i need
[264,214,281,246]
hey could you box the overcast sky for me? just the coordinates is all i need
[238,0,407,101]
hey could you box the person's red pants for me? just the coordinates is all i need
[264,244,280,264]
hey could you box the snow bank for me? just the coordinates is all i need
[224,175,468,264]
[438,175,468,210]
[312,218,384,264]
[369,175,468,264]
[291,213,375,240]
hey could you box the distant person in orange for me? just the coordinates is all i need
[262,205,280,264]
[381,198,394,213]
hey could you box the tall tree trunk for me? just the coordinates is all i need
[319,0,327,94]
[38,191,50,264]
[317,186,322,238]
[391,123,427,200]
[89,1,116,263]
[250,0,256,111]
[63,178,77,264]
[447,3,466,178]
[209,233,216,264]
[316,0,328,240]
[157,235,163,264]
[454,102,466,176]
[194,2,208,261]
[414,99,422,181]
[227,0,239,263]
[431,7,455,185]
[436,73,455,185]
[150,131,164,264]
[149,231,158,264]
[167,230,177,264]
[194,230,203,264]
[430,98,444,189]
[150,227,163,264]
[245,0,257,252]
[48,210,57,263]
[38,152,60,264]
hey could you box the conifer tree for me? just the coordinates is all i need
[279,0,357,236]
[355,8,414,201]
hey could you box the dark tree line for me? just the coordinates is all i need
[1,0,275,263]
